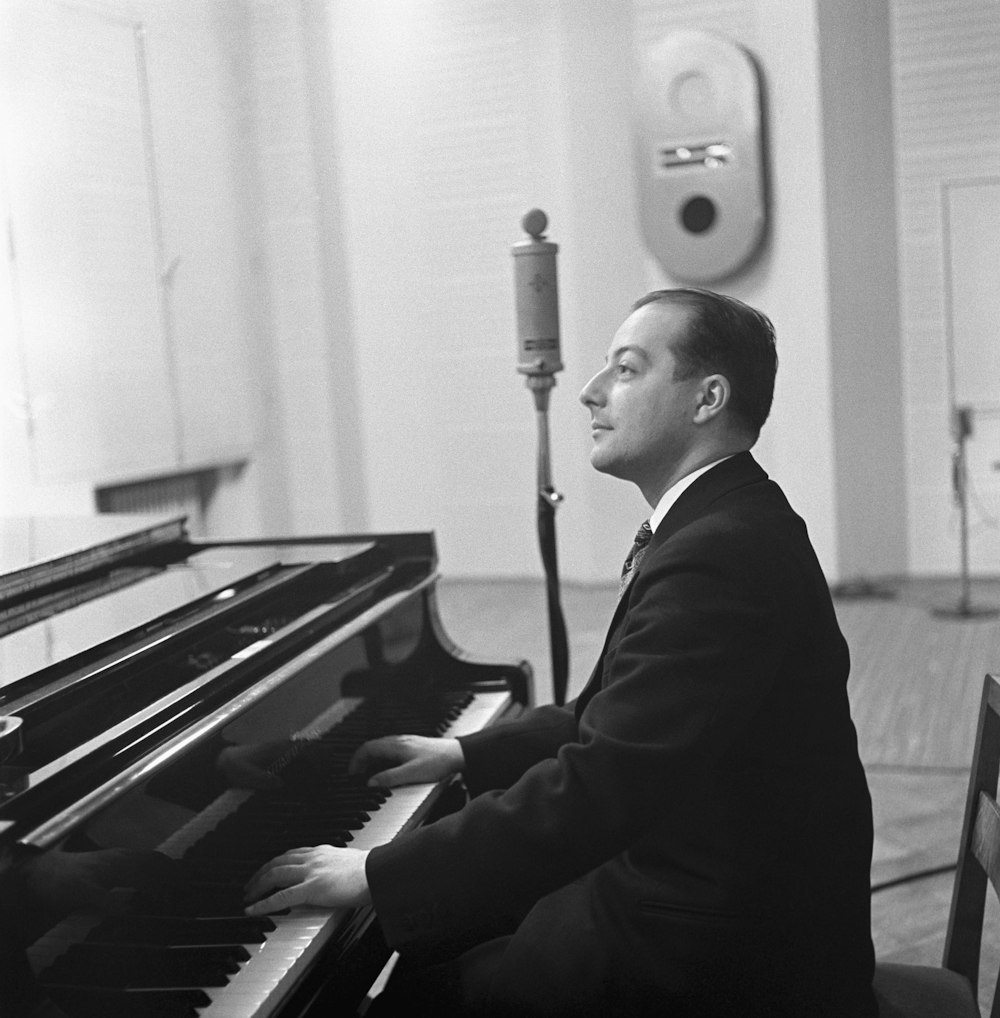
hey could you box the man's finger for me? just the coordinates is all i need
[348,737,399,777]
[244,862,299,902]
[367,763,419,789]
[244,852,290,891]
[347,743,374,776]
[245,883,302,916]
[244,854,310,903]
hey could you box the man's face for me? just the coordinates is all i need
[579,302,704,502]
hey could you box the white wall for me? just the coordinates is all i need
[0,0,267,535]
[2,0,997,584]
[891,0,1000,576]
[323,0,905,582]
[328,0,567,576]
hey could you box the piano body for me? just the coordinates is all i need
[0,515,532,1018]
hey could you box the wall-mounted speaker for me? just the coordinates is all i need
[634,29,767,283]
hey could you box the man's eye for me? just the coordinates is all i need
[616,363,635,377]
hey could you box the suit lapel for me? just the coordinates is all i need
[575,452,769,718]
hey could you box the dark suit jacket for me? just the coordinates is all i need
[367,453,877,1016]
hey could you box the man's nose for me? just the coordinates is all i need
[579,370,605,408]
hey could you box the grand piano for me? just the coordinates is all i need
[0,515,532,1018]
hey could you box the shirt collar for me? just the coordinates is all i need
[648,455,734,533]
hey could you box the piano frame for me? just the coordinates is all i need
[0,517,532,1017]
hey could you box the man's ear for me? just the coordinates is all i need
[693,374,730,423]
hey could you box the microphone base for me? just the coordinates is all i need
[931,603,1000,621]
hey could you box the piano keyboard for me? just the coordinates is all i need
[30,688,512,1018]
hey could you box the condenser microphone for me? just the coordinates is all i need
[510,209,570,705]
[512,209,563,379]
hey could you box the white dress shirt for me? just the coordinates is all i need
[648,456,734,534]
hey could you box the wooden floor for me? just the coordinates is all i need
[435,574,1000,1011]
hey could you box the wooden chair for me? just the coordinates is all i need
[873,672,1000,1017]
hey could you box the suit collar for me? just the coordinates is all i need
[648,455,733,533]
[651,450,767,545]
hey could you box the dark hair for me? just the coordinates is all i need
[632,288,778,437]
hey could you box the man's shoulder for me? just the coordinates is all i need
[661,454,797,537]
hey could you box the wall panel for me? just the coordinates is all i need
[891,0,1000,575]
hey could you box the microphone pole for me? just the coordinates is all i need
[932,405,998,619]
[512,209,570,705]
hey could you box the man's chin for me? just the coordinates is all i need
[589,450,625,478]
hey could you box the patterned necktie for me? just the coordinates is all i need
[618,520,653,599]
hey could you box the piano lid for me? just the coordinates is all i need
[0,529,418,847]
[0,518,378,692]
[0,514,187,607]
[0,545,289,691]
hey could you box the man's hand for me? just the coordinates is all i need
[243,846,371,915]
[348,734,464,789]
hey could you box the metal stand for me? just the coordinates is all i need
[528,377,570,705]
[512,210,570,704]
[932,407,998,619]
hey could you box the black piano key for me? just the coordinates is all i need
[84,694,477,1000]
[263,801,386,819]
[88,914,275,946]
[250,819,359,836]
[213,805,374,827]
[182,833,352,867]
[44,985,211,1018]
[43,941,246,986]
[191,823,359,844]
[43,963,233,990]
[236,814,371,831]
[69,940,251,966]
[138,884,251,917]
[181,858,331,885]
[254,786,385,803]
[182,848,349,874]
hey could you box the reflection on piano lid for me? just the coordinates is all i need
[0,514,188,601]
[0,515,532,1017]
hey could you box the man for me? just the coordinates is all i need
[245,289,877,1016]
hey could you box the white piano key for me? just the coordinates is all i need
[444,690,515,738]
[196,689,512,1017]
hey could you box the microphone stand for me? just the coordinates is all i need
[513,210,570,705]
[529,375,569,705]
[932,405,998,619]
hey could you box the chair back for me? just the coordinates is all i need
[944,672,1000,1016]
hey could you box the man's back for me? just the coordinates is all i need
[571,452,875,1014]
